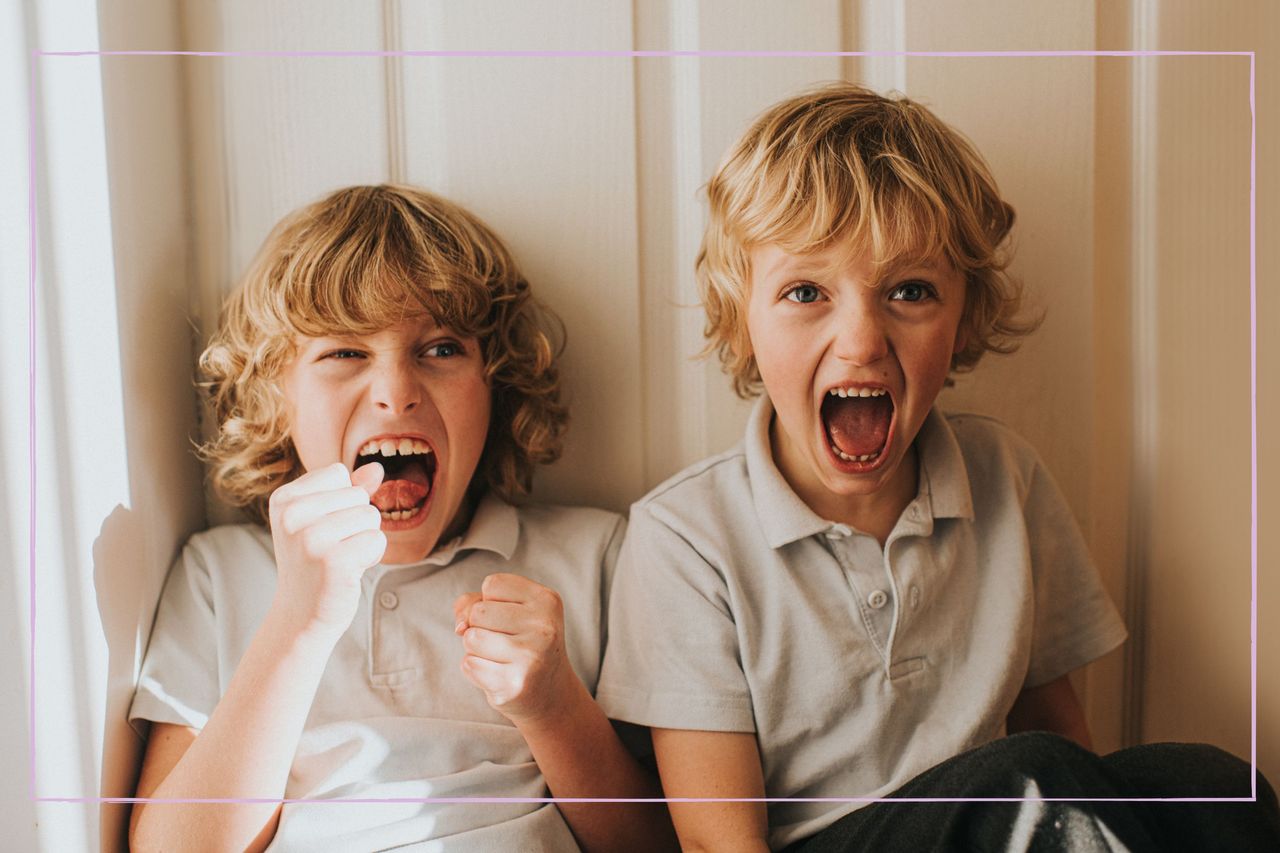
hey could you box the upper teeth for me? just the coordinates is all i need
[359,437,432,457]
[829,387,888,398]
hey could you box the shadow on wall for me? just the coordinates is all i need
[94,503,151,853]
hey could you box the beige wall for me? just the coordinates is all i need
[1120,0,1277,792]
[47,2,1271,849]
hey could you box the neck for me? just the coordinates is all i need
[774,429,919,546]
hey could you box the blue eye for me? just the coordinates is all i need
[425,341,462,358]
[889,281,936,302]
[785,283,822,304]
[323,349,365,360]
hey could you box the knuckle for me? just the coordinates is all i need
[541,587,563,613]
[278,505,301,535]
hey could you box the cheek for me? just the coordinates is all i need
[448,378,493,458]
[745,314,789,379]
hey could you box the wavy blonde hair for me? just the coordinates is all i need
[199,184,567,523]
[697,82,1039,397]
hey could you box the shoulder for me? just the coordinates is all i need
[514,502,624,540]
[183,522,274,565]
[635,445,748,520]
[150,524,276,618]
[942,411,1045,489]
[622,446,757,564]
[175,524,276,594]
[509,502,627,568]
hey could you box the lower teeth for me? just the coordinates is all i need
[835,448,880,463]
[380,506,421,521]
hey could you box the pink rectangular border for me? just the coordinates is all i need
[27,49,1258,806]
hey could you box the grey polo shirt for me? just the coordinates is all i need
[596,395,1126,849]
[130,493,624,852]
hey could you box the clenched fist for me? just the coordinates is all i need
[453,573,579,724]
[268,461,388,641]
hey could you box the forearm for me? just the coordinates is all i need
[514,676,677,853]
[131,610,337,852]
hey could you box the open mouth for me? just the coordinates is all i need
[355,437,437,523]
[820,387,895,467]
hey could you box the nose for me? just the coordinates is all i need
[370,360,421,414]
[831,304,890,366]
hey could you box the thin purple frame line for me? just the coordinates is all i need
[37,794,1264,805]
[37,49,1254,59]
[1249,51,1258,801]
[30,49,1259,809]
[27,47,38,804]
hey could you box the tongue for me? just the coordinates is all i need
[824,395,892,457]
[370,459,431,511]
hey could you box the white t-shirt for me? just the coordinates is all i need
[130,493,624,852]
[597,396,1127,849]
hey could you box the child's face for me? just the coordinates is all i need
[280,315,491,564]
[745,243,966,519]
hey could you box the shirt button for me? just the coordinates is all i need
[867,589,888,609]
[378,591,399,610]
[911,586,921,609]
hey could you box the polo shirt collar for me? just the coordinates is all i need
[915,407,974,521]
[379,491,519,572]
[428,491,520,564]
[744,395,973,549]
[745,395,839,548]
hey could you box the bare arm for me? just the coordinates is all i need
[650,728,770,853]
[130,463,387,852]
[1006,672,1093,750]
[514,680,677,853]
[127,619,328,850]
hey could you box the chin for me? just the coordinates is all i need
[382,529,439,564]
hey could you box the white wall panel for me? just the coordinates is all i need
[398,1,646,510]
[1144,50,1254,763]
[183,2,391,282]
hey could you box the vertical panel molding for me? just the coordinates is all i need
[855,0,906,92]
[383,0,406,183]
[1123,0,1159,749]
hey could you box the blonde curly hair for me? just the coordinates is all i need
[198,184,566,523]
[697,82,1040,397]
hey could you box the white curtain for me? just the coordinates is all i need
[3,2,205,850]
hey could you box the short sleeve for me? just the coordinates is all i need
[128,541,221,732]
[596,514,626,662]
[596,502,755,732]
[1023,459,1128,687]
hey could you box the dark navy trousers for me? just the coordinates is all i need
[785,732,1280,852]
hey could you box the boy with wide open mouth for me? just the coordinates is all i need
[597,83,1279,852]
[129,185,673,852]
